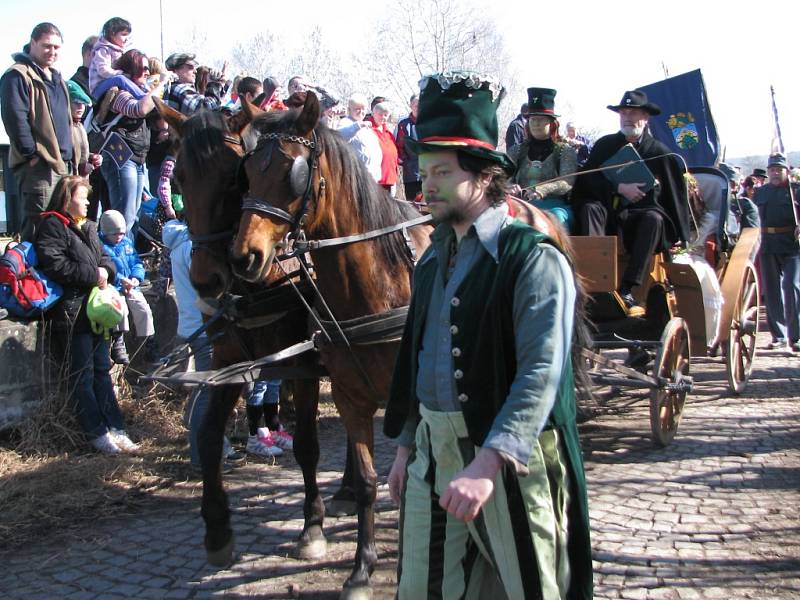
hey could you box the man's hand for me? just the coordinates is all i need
[618,182,647,203]
[388,445,411,505]
[439,448,503,522]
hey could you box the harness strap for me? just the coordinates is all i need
[240,198,295,223]
[297,214,432,251]
[314,306,409,346]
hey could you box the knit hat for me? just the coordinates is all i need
[99,210,126,235]
[405,71,515,175]
[66,80,91,106]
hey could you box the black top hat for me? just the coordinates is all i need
[526,87,559,118]
[607,90,661,116]
[751,167,768,178]
[405,71,515,175]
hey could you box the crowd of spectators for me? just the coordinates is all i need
[1,19,796,462]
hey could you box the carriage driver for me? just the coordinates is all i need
[384,71,592,599]
[572,90,690,311]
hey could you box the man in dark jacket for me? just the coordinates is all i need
[572,90,690,309]
[69,35,97,96]
[0,22,73,240]
[753,153,800,350]
[394,94,420,201]
[504,102,528,150]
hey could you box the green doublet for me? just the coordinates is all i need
[387,220,592,598]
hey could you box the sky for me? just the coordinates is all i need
[1,0,798,160]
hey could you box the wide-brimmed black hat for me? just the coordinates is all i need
[751,167,768,178]
[405,71,515,175]
[165,53,197,71]
[527,87,559,118]
[607,90,661,116]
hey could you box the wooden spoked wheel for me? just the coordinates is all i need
[650,317,691,447]
[726,262,760,394]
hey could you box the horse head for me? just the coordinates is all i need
[155,97,260,299]
[231,92,322,283]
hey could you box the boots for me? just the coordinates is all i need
[110,333,130,365]
[143,336,160,365]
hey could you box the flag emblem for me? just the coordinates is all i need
[102,132,133,168]
[666,112,699,150]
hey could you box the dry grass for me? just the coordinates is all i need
[0,364,198,549]
[0,356,337,550]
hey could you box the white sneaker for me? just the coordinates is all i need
[110,429,141,454]
[91,432,121,455]
[246,434,283,457]
[259,426,293,451]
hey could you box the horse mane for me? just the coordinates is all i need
[250,110,420,273]
[180,110,231,174]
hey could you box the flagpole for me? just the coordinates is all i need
[771,85,785,154]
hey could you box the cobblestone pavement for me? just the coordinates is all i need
[2,328,799,599]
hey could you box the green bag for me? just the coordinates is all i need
[171,193,184,213]
[86,286,125,338]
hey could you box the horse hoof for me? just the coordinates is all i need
[339,584,372,600]
[206,538,236,567]
[326,498,358,517]
[297,536,328,560]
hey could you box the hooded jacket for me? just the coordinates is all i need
[0,52,73,173]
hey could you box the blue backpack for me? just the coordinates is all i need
[0,241,63,318]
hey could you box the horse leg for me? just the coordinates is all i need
[327,437,358,517]
[293,377,328,559]
[200,384,240,567]
[340,414,378,600]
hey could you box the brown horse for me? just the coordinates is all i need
[230,92,432,598]
[153,98,330,566]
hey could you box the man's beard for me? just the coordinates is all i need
[620,124,644,138]
[427,198,466,225]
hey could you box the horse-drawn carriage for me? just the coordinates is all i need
[570,165,760,446]
[140,92,760,597]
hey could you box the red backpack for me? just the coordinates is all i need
[0,241,63,318]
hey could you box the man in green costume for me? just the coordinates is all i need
[384,71,593,599]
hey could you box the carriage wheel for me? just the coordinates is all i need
[650,317,691,447]
[726,262,760,394]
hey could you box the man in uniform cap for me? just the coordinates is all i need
[572,89,690,311]
[385,71,592,599]
[753,152,800,350]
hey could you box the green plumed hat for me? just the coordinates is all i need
[405,71,515,174]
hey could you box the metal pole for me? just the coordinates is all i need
[159,0,164,61]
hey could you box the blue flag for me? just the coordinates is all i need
[639,69,720,167]
[101,131,133,169]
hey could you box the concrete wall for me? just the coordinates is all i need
[0,318,45,430]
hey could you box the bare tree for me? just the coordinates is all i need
[360,0,520,137]
[230,32,279,80]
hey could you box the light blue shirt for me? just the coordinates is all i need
[400,204,576,467]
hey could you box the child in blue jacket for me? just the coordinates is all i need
[99,210,155,364]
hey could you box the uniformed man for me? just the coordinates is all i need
[754,153,800,350]
[384,71,592,599]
